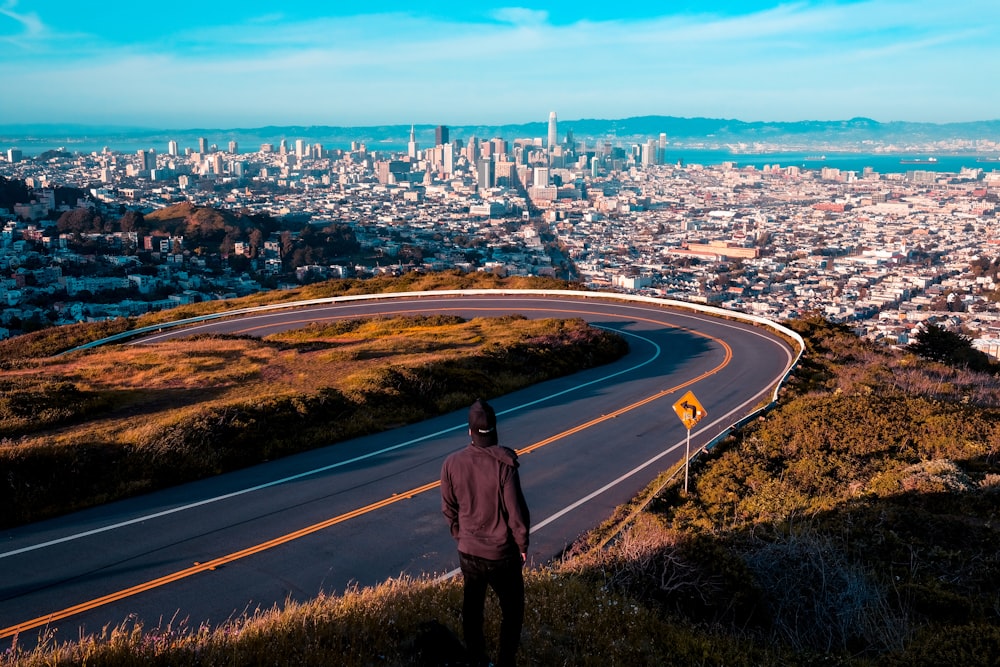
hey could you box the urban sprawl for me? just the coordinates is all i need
[3,112,1000,356]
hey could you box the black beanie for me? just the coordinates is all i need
[468,399,498,447]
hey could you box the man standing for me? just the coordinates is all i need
[441,398,530,667]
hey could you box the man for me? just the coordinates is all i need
[441,398,530,667]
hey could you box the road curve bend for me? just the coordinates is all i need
[1,291,799,644]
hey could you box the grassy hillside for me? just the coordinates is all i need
[0,313,626,528]
[9,315,1000,666]
[0,272,577,364]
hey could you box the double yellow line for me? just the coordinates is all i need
[2,313,731,640]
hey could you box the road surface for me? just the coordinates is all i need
[0,294,795,644]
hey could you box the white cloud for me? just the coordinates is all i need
[490,7,549,26]
[3,0,999,125]
[0,0,47,42]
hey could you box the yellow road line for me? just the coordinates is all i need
[2,309,731,640]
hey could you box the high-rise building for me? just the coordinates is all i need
[442,144,454,176]
[137,149,155,172]
[198,137,208,153]
[167,140,178,156]
[534,166,550,187]
[228,140,239,154]
[435,125,449,147]
[491,137,508,158]
[547,111,558,150]
[6,148,22,163]
[477,159,495,190]
[295,139,306,159]
[408,125,418,159]
[642,139,658,167]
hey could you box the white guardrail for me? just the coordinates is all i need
[64,288,805,459]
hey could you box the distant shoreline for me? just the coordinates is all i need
[3,137,996,175]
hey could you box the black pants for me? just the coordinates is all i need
[458,551,524,667]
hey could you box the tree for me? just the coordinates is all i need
[909,322,995,373]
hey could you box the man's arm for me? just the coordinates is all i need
[503,467,530,556]
[440,463,460,539]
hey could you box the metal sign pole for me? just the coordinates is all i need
[684,426,691,493]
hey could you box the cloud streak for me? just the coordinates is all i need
[2,1,997,126]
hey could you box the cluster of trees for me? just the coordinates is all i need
[0,175,89,214]
[908,320,996,373]
[49,200,362,276]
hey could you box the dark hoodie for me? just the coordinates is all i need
[441,405,530,560]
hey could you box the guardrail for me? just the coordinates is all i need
[65,287,804,466]
[66,288,805,546]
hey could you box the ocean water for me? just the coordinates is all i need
[4,136,998,175]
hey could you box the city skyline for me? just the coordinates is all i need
[1,1,998,128]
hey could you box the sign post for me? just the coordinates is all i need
[672,390,707,493]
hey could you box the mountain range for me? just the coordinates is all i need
[2,116,999,149]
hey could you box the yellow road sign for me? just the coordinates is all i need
[672,390,706,430]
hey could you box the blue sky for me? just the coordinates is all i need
[1,1,997,128]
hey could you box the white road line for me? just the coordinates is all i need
[0,326,661,560]
[435,370,781,583]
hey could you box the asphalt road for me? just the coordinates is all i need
[0,294,796,645]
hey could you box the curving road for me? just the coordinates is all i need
[0,294,795,644]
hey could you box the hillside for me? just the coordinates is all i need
[6,315,1000,665]
[6,115,1000,153]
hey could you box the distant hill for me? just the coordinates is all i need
[3,116,999,149]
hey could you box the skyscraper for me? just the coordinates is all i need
[167,140,178,156]
[477,159,495,190]
[137,149,155,172]
[408,125,418,159]
[198,137,208,154]
[435,125,449,147]
[547,111,558,150]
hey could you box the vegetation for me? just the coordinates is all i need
[0,313,626,528]
[0,272,578,364]
[10,312,1000,666]
[908,320,996,373]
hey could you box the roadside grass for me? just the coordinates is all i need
[0,314,627,527]
[4,571,781,667]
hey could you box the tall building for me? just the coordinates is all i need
[491,137,508,158]
[295,139,306,159]
[408,125,418,159]
[641,139,658,167]
[435,125,449,147]
[167,140,178,156]
[477,159,495,190]
[137,149,155,172]
[547,111,558,150]
[228,140,239,154]
[198,137,208,153]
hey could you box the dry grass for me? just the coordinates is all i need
[11,315,555,449]
[2,571,778,667]
[1,314,627,527]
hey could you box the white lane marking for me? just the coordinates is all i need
[436,361,785,582]
[0,326,661,560]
